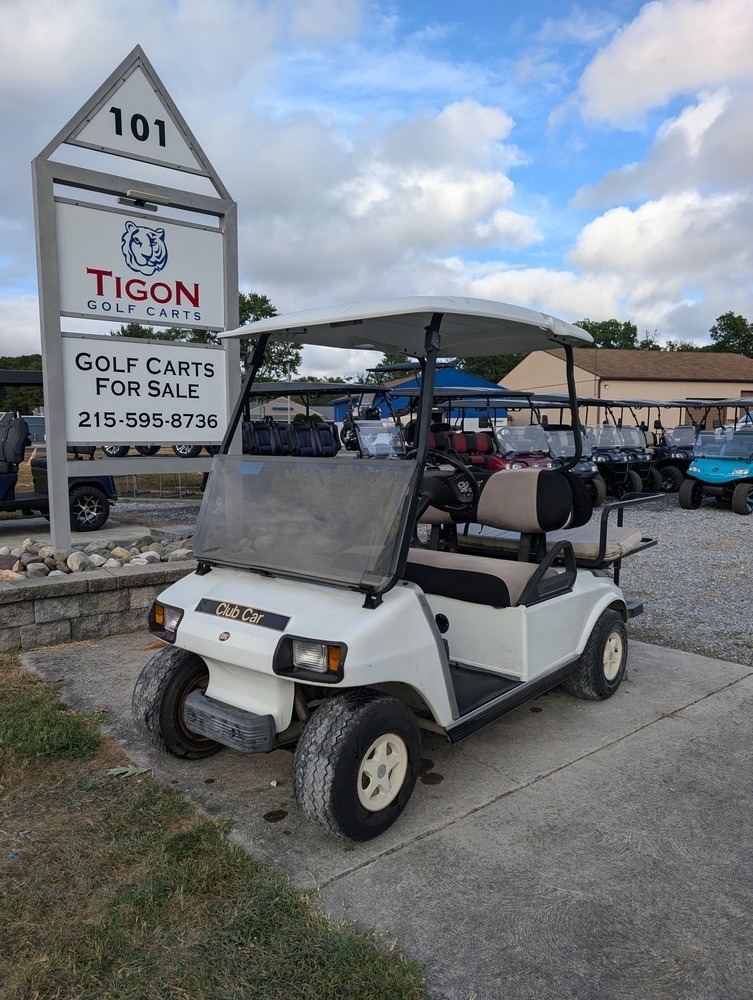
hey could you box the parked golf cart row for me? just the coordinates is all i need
[582,394,753,515]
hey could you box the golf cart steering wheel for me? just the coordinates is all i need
[406,448,481,515]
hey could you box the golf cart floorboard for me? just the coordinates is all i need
[449,661,521,716]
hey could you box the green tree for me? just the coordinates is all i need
[638,331,662,350]
[664,339,703,351]
[109,322,185,341]
[238,291,301,379]
[0,354,43,412]
[573,318,639,349]
[110,292,301,379]
[456,354,525,385]
[707,311,753,357]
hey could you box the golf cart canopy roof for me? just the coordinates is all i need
[249,381,375,396]
[220,296,592,357]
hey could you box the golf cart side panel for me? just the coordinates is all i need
[418,574,625,682]
[162,567,457,729]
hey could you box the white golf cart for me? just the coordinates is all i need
[132,297,655,841]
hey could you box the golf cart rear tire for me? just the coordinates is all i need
[293,689,420,841]
[679,478,703,509]
[172,445,202,458]
[660,465,684,492]
[69,485,109,531]
[732,482,753,515]
[590,474,607,507]
[132,647,222,759]
[561,609,628,701]
[645,467,663,492]
[135,445,161,456]
[625,470,643,495]
[102,444,129,458]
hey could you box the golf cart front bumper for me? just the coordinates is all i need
[183,689,276,753]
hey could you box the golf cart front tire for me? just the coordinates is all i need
[293,689,421,841]
[561,609,628,701]
[732,482,753,515]
[132,646,223,759]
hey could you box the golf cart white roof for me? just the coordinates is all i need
[220,296,592,357]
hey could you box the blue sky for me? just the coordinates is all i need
[2,0,752,375]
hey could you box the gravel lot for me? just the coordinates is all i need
[604,493,752,666]
[114,492,752,667]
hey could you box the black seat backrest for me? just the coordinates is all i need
[476,468,574,562]
[291,422,320,457]
[250,420,282,455]
[275,422,293,455]
[315,422,340,457]
[241,420,253,454]
[1,417,29,466]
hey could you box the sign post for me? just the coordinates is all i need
[32,46,239,548]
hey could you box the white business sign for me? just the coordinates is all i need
[62,334,227,446]
[56,200,225,330]
[68,64,207,173]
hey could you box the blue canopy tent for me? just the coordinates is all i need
[332,367,508,422]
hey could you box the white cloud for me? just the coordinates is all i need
[568,189,753,278]
[578,0,753,125]
[573,87,753,206]
[0,294,42,355]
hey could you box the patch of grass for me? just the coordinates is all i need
[0,662,101,761]
[0,659,427,1000]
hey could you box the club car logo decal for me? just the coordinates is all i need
[121,221,169,276]
[218,632,230,641]
[196,598,290,631]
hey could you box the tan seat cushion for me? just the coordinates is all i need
[458,524,643,565]
[405,547,558,607]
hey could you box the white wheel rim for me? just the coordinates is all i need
[603,630,624,681]
[357,733,409,812]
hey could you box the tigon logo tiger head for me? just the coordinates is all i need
[120,220,168,276]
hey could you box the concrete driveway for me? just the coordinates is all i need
[22,633,753,1000]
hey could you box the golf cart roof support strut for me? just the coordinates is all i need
[220,331,272,454]
[561,342,582,472]
[372,313,443,609]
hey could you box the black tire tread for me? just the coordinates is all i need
[293,689,418,840]
[69,485,109,531]
[679,477,703,509]
[132,646,221,759]
[732,482,753,515]
[590,475,607,507]
[561,609,627,701]
[660,464,684,492]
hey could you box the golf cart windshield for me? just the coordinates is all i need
[193,455,419,592]
[620,426,648,449]
[589,425,623,450]
[547,427,594,458]
[694,430,753,461]
[665,426,696,447]
[354,422,406,458]
[496,425,550,455]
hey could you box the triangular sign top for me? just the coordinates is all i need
[39,46,228,196]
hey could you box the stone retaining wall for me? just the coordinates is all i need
[0,560,197,652]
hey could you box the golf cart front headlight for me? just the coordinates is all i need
[732,467,750,475]
[149,601,184,643]
[689,464,700,473]
[274,636,346,683]
[595,454,609,463]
